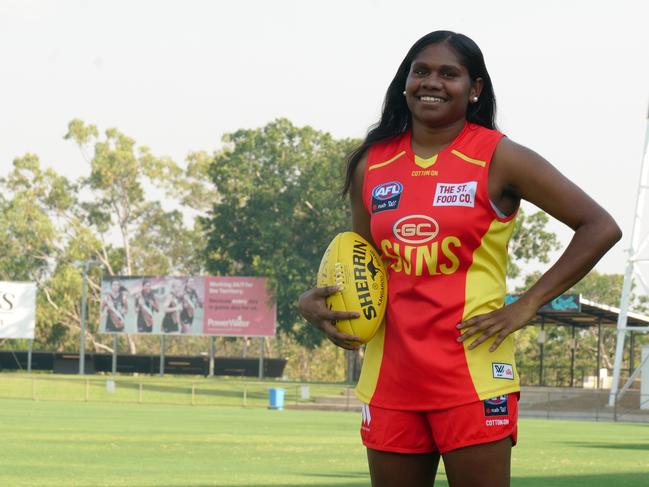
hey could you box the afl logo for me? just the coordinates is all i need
[393,215,439,244]
[484,395,507,406]
[372,182,403,200]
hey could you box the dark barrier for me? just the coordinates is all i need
[0,351,286,378]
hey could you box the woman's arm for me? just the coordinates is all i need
[457,138,622,351]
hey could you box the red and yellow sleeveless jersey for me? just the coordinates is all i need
[356,123,520,410]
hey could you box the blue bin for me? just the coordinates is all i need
[268,387,286,410]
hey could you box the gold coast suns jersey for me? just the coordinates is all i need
[356,123,520,410]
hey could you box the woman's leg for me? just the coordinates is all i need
[441,436,512,487]
[367,448,440,487]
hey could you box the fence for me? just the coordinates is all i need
[0,373,647,423]
[517,386,649,423]
[517,365,635,388]
[0,373,349,409]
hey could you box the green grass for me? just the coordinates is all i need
[0,398,648,486]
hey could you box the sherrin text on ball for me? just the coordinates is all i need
[317,232,387,343]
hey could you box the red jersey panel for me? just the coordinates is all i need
[355,123,520,410]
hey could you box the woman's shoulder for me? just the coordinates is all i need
[366,132,409,166]
[465,122,504,142]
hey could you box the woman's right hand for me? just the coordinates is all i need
[297,286,362,350]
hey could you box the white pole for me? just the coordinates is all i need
[609,104,649,406]
[79,261,89,375]
[111,335,117,374]
[209,336,215,377]
[609,261,634,405]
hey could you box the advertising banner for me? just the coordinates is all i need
[0,281,37,339]
[204,277,277,337]
[99,276,276,336]
[506,294,581,313]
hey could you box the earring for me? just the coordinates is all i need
[472,96,479,102]
[403,90,407,96]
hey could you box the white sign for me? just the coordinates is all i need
[433,181,477,208]
[0,281,36,339]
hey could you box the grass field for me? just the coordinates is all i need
[1,397,648,486]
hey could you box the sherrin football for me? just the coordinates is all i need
[317,232,387,344]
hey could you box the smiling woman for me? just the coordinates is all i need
[298,30,621,487]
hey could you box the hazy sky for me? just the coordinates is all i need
[1,0,648,278]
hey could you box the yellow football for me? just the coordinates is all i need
[316,232,387,343]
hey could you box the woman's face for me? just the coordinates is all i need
[111,281,120,293]
[171,281,181,296]
[404,42,481,129]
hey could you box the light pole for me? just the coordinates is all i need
[76,259,100,375]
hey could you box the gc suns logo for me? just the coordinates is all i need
[392,215,439,244]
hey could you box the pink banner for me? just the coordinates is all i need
[99,276,276,336]
[203,277,276,337]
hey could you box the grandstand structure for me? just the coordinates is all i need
[510,295,649,390]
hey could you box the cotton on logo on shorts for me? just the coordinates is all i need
[361,404,372,432]
[485,418,510,427]
[492,362,514,380]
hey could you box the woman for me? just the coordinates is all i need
[179,278,203,334]
[298,31,621,487]
[135,279,158,333]
[103,280,128,332]
[161,280,183,334]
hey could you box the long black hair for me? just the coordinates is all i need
[342,31,497,195]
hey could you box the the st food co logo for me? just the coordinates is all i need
[392,215,439,244]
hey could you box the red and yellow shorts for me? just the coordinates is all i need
[360,393,518,454]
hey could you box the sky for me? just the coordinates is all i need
[1,0,648,280]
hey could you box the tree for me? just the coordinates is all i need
[507,208,560,279]
[62,119,209,353]
[202,118,357,348]
[0,121,208,355]
[0,154,105,352]
[0,154,72,281]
